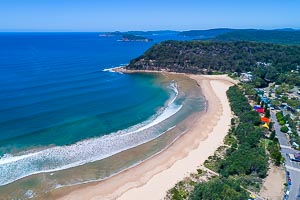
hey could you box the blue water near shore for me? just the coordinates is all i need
[0,32,188,186]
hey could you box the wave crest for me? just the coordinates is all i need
[0,82,182,186]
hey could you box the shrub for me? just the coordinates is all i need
[280,126,289,133]
[190,178,249,200]
[269,130,276,140]
[279,120,285,125]
[231,118,236,125]
[267,141,282,166]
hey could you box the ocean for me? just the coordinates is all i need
[0,32,205,199]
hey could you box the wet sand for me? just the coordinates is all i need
[57,73,236,200]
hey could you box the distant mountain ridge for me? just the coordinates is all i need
[179,28,236,38]
[100,28,300,44]
[99,30,178,37]
[214,29,300,44]
[179,28,300,44]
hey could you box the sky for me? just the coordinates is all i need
[0,0,299,32]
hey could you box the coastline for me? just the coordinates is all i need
[56,71,236,200]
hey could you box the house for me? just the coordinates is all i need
[255,108,264,113]
[256,62,271,67]
[240,72,253,82]
[253,105,261,109]
[261,117,270,123]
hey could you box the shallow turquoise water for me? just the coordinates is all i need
[0,32,191,186]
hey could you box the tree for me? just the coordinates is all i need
[271,99,281,107]
[269,130,276,140]
[286,99,300,110]
[265,109,270,118]
[264,103,268,111]
[234,123,262,146]
[268,122,274,131]
[190,178,249,200]
[265,67,278,82]
[128,40,300,82]
[267,141,282,166]
[219,144,268,178]
[231,118,236,125]
[257,96,261,105]
[280,126,289,133]
[261,101,265,108]
[244,84,256,97]
[272,150,282,166]
[253,77,268,88]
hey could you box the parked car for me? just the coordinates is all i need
[288,178,292,185]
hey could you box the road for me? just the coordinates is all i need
[271,111,300,200]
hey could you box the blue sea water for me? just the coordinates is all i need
[0,32,189,186]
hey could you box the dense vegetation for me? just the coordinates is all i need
[127,41,300,85]
[185,86,268,200]
[167,83,286,199]
[276,111,300,147]
[190,178,248,200]
[219,86,268,178]
[215,29,300,44]
[267,138,282,166]
[122,34,153,41]
[179,28,235,38]
[276,112,286,125]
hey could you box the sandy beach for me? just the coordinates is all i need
[58,74,236,200]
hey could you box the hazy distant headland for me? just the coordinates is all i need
[179,28,300,44]
[100,28,300,44]
[99,30,177,42]
[120,34,153,42]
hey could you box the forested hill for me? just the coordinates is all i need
[179,28,235,38]
[127,41,300,75]
[214,30,300,44]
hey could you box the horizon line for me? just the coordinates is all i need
[0,27,300,33]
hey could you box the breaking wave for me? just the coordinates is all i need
[0,82,182,186]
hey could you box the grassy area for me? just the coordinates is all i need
[204,146,228,172]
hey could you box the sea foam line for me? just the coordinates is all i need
[0,82,182,186]
[102,64,127,73]
[55,126,184,189]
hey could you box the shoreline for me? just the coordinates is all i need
[57,71,236,200]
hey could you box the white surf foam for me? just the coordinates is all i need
[0,82,182,186]
[102,64,127,73]
[54,125,180,189]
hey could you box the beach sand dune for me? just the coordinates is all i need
[58,74,235,200]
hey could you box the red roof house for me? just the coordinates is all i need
[255,108,264,113]
[261,117,270,123]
